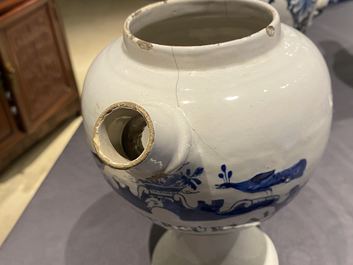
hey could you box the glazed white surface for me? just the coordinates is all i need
[82,0,332,230]
[152,227,279,265]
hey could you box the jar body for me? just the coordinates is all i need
[82,19,332,233]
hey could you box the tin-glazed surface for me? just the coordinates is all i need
[82,0,332,233]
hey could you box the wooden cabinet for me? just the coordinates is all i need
[0,0,80,172]
[0,82,21,146]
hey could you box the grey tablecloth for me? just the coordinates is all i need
[1,2,353,265]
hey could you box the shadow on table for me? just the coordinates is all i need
[331,43,353,89]
[65,191,152,265]
[319,41,353,122]
[148,224,166,260]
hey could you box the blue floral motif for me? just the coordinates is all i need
[111,178,281,221]
[215,159,307,193]
[98,154,308,223]
[137,165,204,195]
[169,166,204,191]
[218,164,233,183]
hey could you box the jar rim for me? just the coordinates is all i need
[123,0,280,50]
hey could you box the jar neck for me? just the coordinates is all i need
[123,0,281,70]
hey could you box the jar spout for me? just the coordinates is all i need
[92,102,192,179]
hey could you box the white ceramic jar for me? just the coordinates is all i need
[82,0,332,234]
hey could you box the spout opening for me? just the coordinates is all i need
[93,102,154,169]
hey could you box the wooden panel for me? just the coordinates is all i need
[0,99,79,172]
[0,0,25,15]
[0,93,13,141]
[0,0,78,132]
[0,0,80,172]
[0,82,21,147]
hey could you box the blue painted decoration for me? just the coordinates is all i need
[215,159,307,193]
[101,159,307,222]
[329,0,349,3]
[111,178,281,221]
[287,0,316,30]
[267,0,316,31]
[139,166,204,194]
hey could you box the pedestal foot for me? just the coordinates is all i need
[151,226,278,265]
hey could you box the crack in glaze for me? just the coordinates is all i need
[171,47,180,107]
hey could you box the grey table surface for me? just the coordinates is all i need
[1,3,353,265]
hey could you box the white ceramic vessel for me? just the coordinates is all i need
[82,0,332,264]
